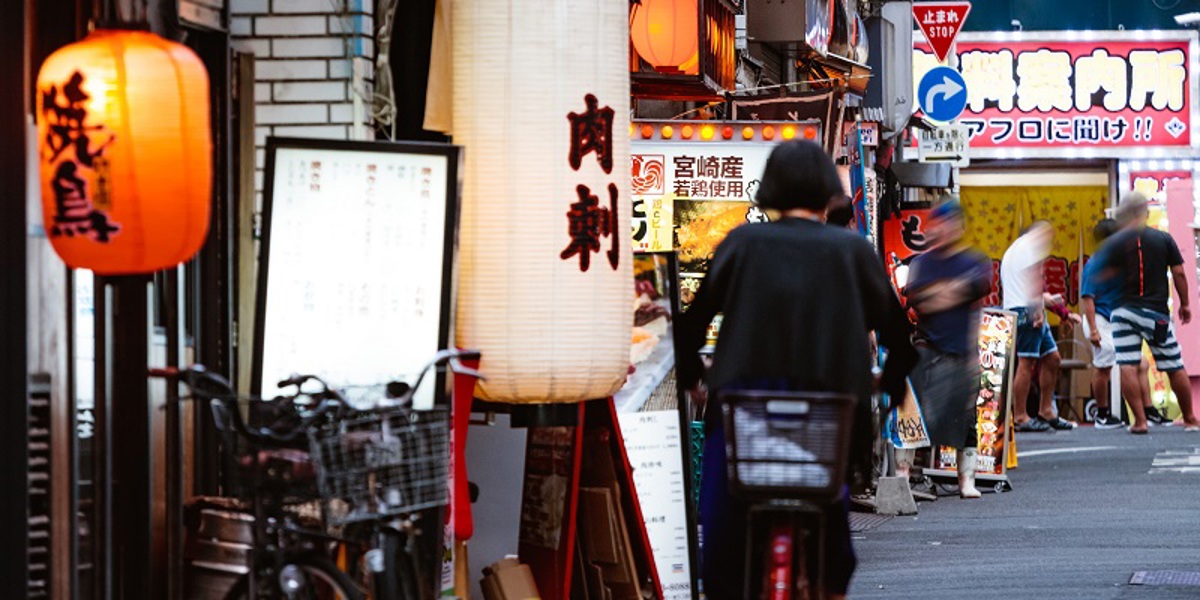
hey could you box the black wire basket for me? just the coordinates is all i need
[721,391,855,502]
[307,406,450,527]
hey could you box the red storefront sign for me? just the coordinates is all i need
[912,2,971,63]
[915,33,1199,158]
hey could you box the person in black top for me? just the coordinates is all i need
[676,141,917,599]
[1100,191,1199,433]
[902,198,992,498]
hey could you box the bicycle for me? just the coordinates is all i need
[720,390,855,600]
[154,348,482,600]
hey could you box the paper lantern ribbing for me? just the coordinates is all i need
[453,0,633,403]
[630,0,700,74]
[36,30,212,275]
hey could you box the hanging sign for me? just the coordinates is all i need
[912,1,972,63]
[915,32,1199,158]
[917,124,971,166]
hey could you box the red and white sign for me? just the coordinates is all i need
[914,32,1199,158]
[913,2,971,63]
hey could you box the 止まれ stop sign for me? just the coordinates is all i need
[913,1,971,63]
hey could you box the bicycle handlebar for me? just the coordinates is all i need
[147,349,483,444]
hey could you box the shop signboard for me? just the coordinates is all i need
[882,208,934,262]
[629,121,823,307]
[914,31,1200,158]
[254,138,459,409]
[931,309,1018,480]
[917,124,971,166]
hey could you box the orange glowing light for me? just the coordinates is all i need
[741,126,754,140]
[722,126,733,139]
[803,126,818,140]
[681,124,695,139]
[661,124,674,139]
[700,124,715,140]
[782,125,796,140]
[629,0,701,75]
[641,124,655,139]
[762,125,775,140]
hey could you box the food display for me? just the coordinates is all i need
[616,254,678,414]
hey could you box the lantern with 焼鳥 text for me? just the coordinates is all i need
[36,29,212,275]
[453,0,633,404]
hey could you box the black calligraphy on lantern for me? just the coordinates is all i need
[564,95,620,271]
[561,184,619,272]
[567,94,615,174]
[40,70,120,241]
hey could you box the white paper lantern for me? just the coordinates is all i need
[452,0,633,403]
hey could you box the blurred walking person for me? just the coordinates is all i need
[677,141,917,599]
[1002,221,1077,432]
[903,199,992,498]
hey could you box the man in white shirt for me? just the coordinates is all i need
[1001,221,1078,431]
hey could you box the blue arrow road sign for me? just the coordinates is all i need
[918,66,968,122]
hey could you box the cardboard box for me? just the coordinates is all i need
[481,557,541,600]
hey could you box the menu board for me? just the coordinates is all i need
[254,138,460,409]
[618,411,693,600]
[935,309,1017,475]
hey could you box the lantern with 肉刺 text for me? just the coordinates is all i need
[36,29,212,275]
[453,0,632,404]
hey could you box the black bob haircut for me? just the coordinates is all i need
[754,140,844,211]
[826,195,855,227]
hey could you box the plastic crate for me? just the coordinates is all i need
[721,391,854,502]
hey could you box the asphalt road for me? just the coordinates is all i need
[851,425,1200,600]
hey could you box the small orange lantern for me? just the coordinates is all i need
[36,29,212,275]
[630,0,699,74]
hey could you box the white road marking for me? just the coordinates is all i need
[1149,448,1200,474]
[1017,446,1119,458]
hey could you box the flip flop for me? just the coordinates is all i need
[1015,418,1052,432]
[1043,416,1077,431]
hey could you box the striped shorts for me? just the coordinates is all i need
[1111,306,1184,371]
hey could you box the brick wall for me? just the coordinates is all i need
[229,0,375,195]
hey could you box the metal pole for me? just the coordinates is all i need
[104,274,153,600]
[0,0,31,595]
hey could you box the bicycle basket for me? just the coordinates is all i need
[721,391,854,502]
[308,406,450,527]
[210,400,320,504]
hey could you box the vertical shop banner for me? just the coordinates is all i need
[936,309,1017,475]
[914,32,1199,158]
[886,380,931,450]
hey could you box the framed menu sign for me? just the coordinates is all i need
[253,138,461,409]
[926,308,1018,489]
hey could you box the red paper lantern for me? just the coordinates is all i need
[36,29,212,275]
[630,0,699,74]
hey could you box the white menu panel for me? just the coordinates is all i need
[260,143,453,409]
[617,410,693,600]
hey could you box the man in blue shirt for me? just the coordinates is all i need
[904,199,993,498]
[1081,219,1126,428]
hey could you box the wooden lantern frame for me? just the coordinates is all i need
[631,0,740,101]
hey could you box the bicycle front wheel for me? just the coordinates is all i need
[225,556,364,600]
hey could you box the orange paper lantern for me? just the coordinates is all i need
[630,0,699,74]
[36,30,212,275]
